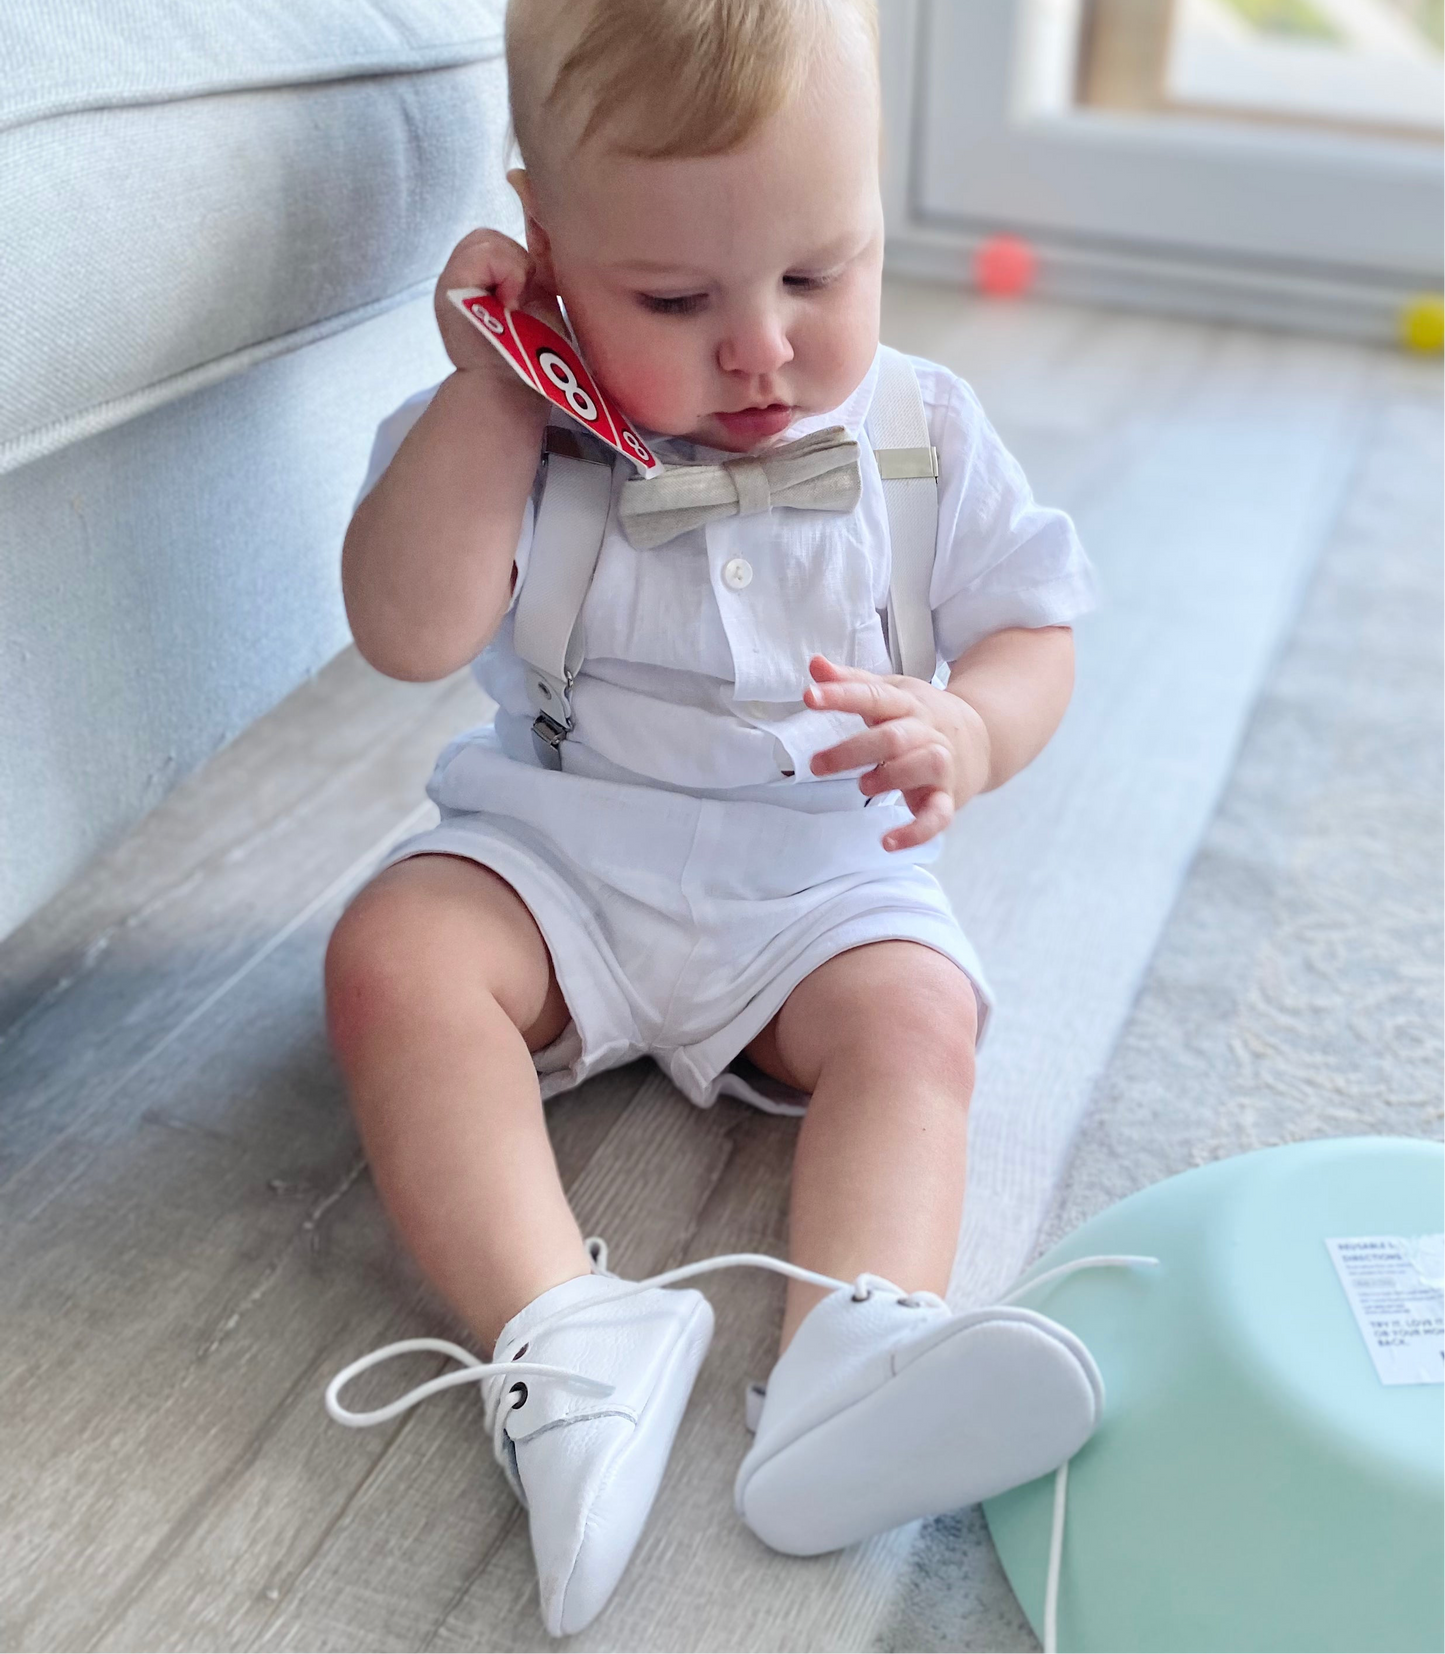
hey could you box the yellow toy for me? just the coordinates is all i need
[1399,294,1444,353]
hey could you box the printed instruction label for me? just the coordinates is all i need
[1326,1235,1444,1386]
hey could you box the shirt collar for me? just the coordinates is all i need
[634,343,882,466]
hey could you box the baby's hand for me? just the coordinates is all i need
[433,228,566,377]
[805,655,991,851]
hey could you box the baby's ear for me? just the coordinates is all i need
[506,166,533,212]
[507,168,558,290]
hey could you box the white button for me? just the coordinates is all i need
[722,557,753,590]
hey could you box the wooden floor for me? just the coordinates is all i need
[0,281,1430,1651]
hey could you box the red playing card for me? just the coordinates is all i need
[449,290,543,394]
[610,405,666,476]
[447,289,661,476]
[507,308,623,449]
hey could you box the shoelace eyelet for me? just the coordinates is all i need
[510,1381,528,1409]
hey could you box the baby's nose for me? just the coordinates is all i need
[717,312,794,377]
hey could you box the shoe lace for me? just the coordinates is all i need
[325,1243,965,1475]
[1001,1251,1163,1654]
[324,1239,1157,1649]
[323,1244,932,1472]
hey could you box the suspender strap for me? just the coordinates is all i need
[865,347,940,683]
[512,426,614,770]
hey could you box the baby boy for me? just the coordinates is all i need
[323,0,1104,1636]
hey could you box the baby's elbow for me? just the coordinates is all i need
[346,596,503,683]
[347,617,467,683]
[357,640,452,683]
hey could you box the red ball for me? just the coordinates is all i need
[973,234,1037,297]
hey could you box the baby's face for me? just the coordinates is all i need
[514,50,883,454]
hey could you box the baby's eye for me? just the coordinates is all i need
[783,273,833,293]
[639,292,708,316]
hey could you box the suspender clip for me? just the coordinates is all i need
[529,667,575,769]
[531,710,571,769]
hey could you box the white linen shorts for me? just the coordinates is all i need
[375,727,993,1116]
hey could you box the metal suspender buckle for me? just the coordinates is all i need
[529,666,576,769]
[531,710,570,766]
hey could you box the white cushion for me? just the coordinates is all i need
[0,0,511,473]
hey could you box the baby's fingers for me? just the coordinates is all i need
[443,227,535,309]
[805,675,916,724]
[806,714,932,777]
[808,653,873,681]
[883,788,954,852]
[859,740,953,796]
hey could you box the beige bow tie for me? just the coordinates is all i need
[617,425,861,549]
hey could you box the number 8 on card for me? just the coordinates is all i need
[448,289,661,476]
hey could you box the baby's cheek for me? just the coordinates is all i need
[560,297,696,434]
[602,354,701,436]
[807,312,878,408]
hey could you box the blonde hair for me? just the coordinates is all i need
[505,0,878,174]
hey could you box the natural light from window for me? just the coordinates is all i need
[1168,0,1443,134]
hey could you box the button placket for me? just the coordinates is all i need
[705,516,797,706]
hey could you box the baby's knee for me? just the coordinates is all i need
[872,965,972,1091]
[848,950,979,1094]
[324,868,483,1060]
[325,879,426,1061]
[324,858,560,1063]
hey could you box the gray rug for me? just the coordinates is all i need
[874,378,1444,1653]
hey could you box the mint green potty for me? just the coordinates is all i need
[984,1136,1443,1652]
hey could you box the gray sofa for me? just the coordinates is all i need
[0,0,519,938]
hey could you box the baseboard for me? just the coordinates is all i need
[886,228,1421,344]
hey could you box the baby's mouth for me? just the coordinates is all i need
[712,404,796,439]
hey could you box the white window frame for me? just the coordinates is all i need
[880,0,1443,338]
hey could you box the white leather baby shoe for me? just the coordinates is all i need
[734,1274,1104,1556]
[486,1259,713,1634]
[326,1239,713,1637]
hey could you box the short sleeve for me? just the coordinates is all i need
[923,366,1098,664]
[353,379,536,615]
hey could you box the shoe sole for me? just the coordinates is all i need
[735,1310,1102,1556]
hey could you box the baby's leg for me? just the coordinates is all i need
[735,944,1102,1557]
[328,854,717,1635]
[742,939,977,1351]
[324,853,593,1352]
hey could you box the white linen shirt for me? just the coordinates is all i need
[356,345,1097,799]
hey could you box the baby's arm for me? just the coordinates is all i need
[942,622,1074,793]
[806,622,1075,850]
[341,231,552,682]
